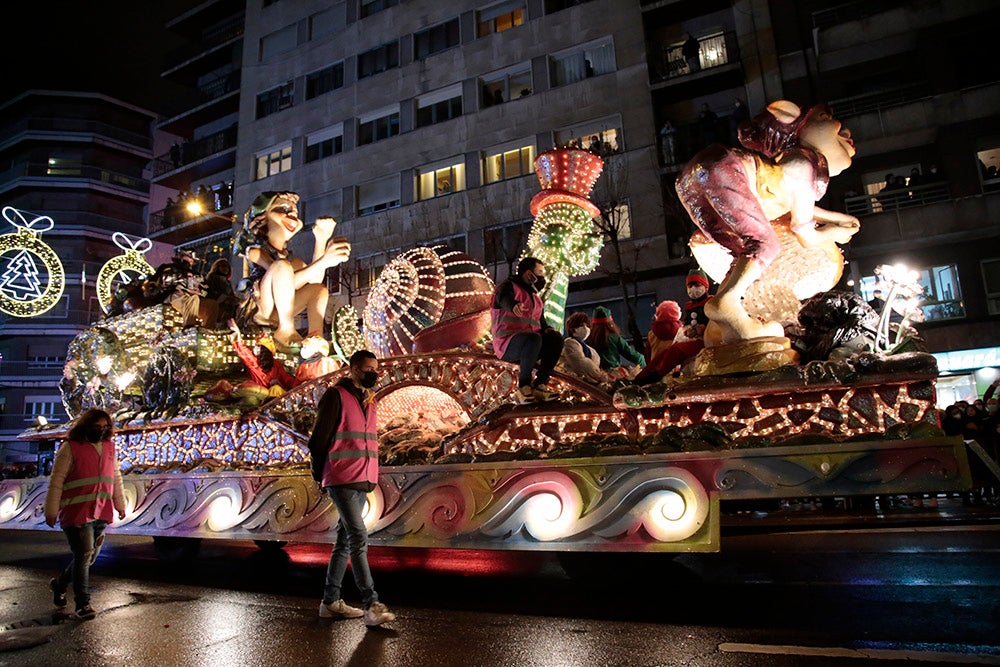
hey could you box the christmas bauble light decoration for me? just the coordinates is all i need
[0,206,65,317]
[525,149,604,326]
[97,232,155,314]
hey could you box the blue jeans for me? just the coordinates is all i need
[501,330,563,388]
[56,520,108,608]
[322,486,378,609]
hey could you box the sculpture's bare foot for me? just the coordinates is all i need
[704,316,784,346]
[273,327,303,350]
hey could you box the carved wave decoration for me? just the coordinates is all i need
[0,480,47,527]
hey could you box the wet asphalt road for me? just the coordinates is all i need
[1,517,999,666]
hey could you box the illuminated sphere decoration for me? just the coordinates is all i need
[97,232,155,314]
[363,245,495,358]
[0,206,65,317]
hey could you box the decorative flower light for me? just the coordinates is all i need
[0,206,65,317]
[872,263,924,350]
[97,232,155,314]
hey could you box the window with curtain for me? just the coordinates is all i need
[255,144,292,180]
[481,63,532,106]
[550,39,615,87]
[416,160,466,200]
[477,1,526,37]
[482,144,535,183]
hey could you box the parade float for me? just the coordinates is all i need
[0,101,977,560]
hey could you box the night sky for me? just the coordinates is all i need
[5,1,193,111]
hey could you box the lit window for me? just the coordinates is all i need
[46,152,82,176]
[255,143,292,180]
[416,85,463,127]
[305,126,343,163]
[860,263,965,322]
[482,144,535,184]
[480,63,532,107]
[358,106,400,145]
[477,1,526,37]
[357,175,400,215]
[550,39,615,87]
[554,116,622,154]
[977,146,1000,192]
[416,160,466,200]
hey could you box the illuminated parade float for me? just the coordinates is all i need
[0,104,977,558]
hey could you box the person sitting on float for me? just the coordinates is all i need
[675,100,859,345]
[234,192,351,351]
[556,312,613,386]
[585,306,645,380]
[227,318,299,404]
[634,300,704,385]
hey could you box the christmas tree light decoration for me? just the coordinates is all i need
[331,304,364,362]
[97,232,155,314]
[524,149,604,326]
[0,206,65,317]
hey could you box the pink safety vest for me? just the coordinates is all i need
[322,385,379,487]
[490,281,543,358]
[58,439,117,528]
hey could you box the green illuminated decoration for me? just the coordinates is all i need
[524,149,604,326]
[97,232,155,314]
[0,206,65,317]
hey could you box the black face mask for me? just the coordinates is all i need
[360,371,378,388]
[85,427,109,443]
[531,274,546,291]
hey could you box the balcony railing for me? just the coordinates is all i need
[829,83,933,119]
[0,117,151,150]
[811,0,907,31]
[650,31,739,83]
[152,124,239,178]
[163,12,245,72]
[843,181,951,216]
[0,162,149,193]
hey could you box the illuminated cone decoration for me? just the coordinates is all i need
[526,149,604,327]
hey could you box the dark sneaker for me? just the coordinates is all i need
[319,599,364,619]
[363,601,396,627]
[50,578,67,608]
[531,384,556,401]
[76,605,96,620]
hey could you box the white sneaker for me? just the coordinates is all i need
[319,599,364,619]
[363,601,396,627]
[515,386,536,404]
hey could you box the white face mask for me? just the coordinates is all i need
[574,326,590,340]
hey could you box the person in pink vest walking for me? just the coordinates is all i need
[307,349,396,627]
[490,257,564,403]
[44,408,127,620]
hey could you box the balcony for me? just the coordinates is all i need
[0,117,151,152]
[150,124,238,188]
[844,181,951,217]
[811,0,908,31]
[0,162,149,196]
[158,71,241,136]
[649,31,741,86]
[162,12,245,77]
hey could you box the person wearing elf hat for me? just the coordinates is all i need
[681,268,713,341]
[586,306,645,379]
[234,191,351,350]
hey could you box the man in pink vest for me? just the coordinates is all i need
[490,257,564,403]
[44,408,127,620]
[307,349,396,627]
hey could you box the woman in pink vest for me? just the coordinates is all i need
[44,408,126,620]
[490,257,564,403]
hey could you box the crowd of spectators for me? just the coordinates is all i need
[941,378,1000,461]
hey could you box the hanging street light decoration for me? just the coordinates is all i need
[96,232,155,314]
[0,206,65,317]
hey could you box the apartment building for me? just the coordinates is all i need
[0,91,158,465]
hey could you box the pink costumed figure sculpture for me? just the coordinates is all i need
[675,100,860,349]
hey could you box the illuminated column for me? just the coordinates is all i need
[526,149,604,328]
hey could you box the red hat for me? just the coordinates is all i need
[686,269,710,288]
[655,300,681,322]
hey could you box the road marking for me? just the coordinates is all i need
[719,643,1000,664]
